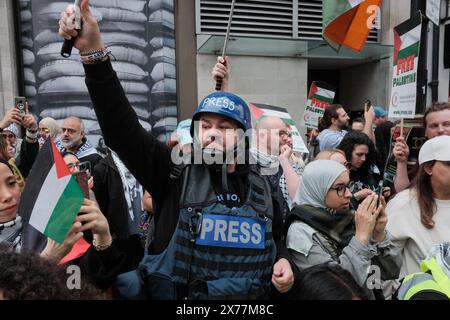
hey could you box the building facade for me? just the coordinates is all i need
[0,0,449,138]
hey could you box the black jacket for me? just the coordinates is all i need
[81,59,293,290]
[92,154,134,240]
[16,138,39,178]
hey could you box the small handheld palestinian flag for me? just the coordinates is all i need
[323,0,382,52]
[19,139,84,244]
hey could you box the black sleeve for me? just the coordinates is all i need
[15,139,39,178]
[92,163,108,218]
[271,188,301,298]
[84,59,173,201]
[272,197,289,261]
[78,237,144,290]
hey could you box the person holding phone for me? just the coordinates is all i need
[0,105,39,190]
[286,160,401,299]
[62,152,94,191]
[337,131,387,209]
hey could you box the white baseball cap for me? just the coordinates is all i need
[418,135,450,165]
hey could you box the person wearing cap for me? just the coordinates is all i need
[395,242,450,300]
[386,135,450,280]
[373,106,395,165]
[59,2,293,300]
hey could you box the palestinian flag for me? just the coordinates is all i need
[388,12,422,119]
[307,82,335,105]
[19,139,84,243]
[303,82,336,129]
[323,0,382,51]
[249,103,309,154]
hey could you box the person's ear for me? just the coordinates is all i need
[423,162,434,175]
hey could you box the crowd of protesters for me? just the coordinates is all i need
[0,1,450,301]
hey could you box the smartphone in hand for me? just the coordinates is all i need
[14,96,27,117]
[75,171,90,199]
[376,181,383,208]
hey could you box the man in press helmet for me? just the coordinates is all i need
[58,0,294,299]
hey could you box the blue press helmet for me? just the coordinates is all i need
[190,91,252,137]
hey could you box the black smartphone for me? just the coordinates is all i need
[14,96,27,117]
[376,181,383,208]
[75,171,90,199]
[365,99,372,108]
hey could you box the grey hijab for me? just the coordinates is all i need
[296,160,347,208]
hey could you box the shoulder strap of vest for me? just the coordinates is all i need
[169,163,188,181]
[246,165,273,219]
[179,164,217,208]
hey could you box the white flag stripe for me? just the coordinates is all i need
[258,109,290,119]
[316,88,335,99]
[29,165,71,233]
[399,25,421,49]
[348,0,364,8]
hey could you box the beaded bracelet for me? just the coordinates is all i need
[93,236,113,251]
[80,46,110,64]
[26,129,38,140]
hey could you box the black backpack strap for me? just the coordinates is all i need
[169,163,188,180]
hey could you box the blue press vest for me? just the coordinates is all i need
[114,164,276,300]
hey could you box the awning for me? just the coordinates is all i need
[197,34,393,63]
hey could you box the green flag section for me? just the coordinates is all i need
[249,103,309,154]
[389,13,422,119]
[302,82,336,130]
[323,0,382,52]
[18,139,84,243]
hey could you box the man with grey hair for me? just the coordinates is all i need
[58,116,102,167]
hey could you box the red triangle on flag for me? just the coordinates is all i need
[51,140,71,179]
[393,29,402,63]
[249,103,265,120]
[308,83,319,99]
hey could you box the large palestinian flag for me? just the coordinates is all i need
[249,103,309,154]
[19,139,84,243]
[388,12,422,119]
[323,0,382,51]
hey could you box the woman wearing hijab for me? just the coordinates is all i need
[38,117,60,147]
[286,160,401,298]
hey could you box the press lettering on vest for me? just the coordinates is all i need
[196,214,265,249]
[200,218,214,240]
[214,219,227,242]
[227,220,239,243]
[239,222,251,244]
[251,223,262,244]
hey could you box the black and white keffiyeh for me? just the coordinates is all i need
[0,216,23,252]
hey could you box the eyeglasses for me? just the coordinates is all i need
[329,183,351,197]
[40,128,50,134]
[279,130,292,138]
[67,162,81,170]
[67,161,91,172]
[1,133,15,139]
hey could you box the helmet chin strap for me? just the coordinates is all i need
[201,137,248,207]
